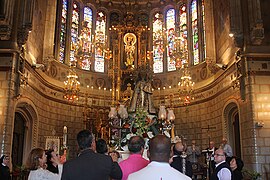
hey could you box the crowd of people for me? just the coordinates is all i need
[175,138,244,180]
[0,130,244,180]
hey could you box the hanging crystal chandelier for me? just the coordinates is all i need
[178,63,195,105]
[93,12,112,60]
[153,13,166,51]
[169,36,187,69]
[75,21,93,70]
[63,67,80,101]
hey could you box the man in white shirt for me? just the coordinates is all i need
[211,148,232,180]
[128,135,191,180]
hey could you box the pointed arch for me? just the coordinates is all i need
[223,99,242,157]
[14,97,39,164]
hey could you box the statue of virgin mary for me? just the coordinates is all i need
[128,71,156,114]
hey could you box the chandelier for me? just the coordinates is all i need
[93,12,112,60]
[63,65,80,101]
[75,13,112,70]
[178,63,195,105]
[75,21,92,70]
[170,36,187,69]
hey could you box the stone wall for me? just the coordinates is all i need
[244,59,270,178]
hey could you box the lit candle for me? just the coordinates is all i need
[63,126,67,147]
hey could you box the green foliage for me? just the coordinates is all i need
[242,169,261,180]
[12,165,29,179]
[131,109,150,137]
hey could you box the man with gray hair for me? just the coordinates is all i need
[221,138,233,157]
[211,148,232,180]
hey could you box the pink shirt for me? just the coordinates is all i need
[119,154,149,180]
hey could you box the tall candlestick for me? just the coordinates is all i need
[63,126,67,147]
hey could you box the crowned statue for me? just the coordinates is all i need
[128,70,156,115]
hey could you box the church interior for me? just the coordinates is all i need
[0,0,269,179]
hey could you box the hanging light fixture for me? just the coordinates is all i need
[178,63,195,105]
[153,13,166,51]
[92,11,112,60]
[158,93,175,135]
[75,21,92,70]
[169,36,187,69]
[63,65,80,101]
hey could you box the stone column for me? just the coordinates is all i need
[229,0,243,47]
[247,0,264,45]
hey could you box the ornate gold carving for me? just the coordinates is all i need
[251,22,264,45]
[0,25,12,40]
[96,78,105,88]
[17,24,32,46]
[124,33,136,69]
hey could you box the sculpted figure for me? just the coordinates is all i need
[129,72,156,114]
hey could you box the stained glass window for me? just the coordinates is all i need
[179,3,188,66]
[153,12,164,73]
[70,1,80,65]
[166,8,176,72]
[80,7,93,70]
[191,0,199,65]
[94,11,106,73]
[202,0,206,60]
[59,0,68,63]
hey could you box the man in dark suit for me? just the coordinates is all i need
[61,130,122,180]
[211,149,232,180]
[170,142,193,178]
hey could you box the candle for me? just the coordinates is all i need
[63,126,67,134]
[63,126,67,147]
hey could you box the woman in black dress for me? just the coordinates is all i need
[0,155,11,180]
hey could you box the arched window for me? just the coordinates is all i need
[80,6,93,70]
[179,3,188,65]
[151,0,206,71]
[190,0,206,65]
[191,0,199,65]
[152,12,164,73]
[59,0,68,63]
[201,0,206,59]
[56,1,107,73]
[70,1,80,65]
[94,11,106,73]
[166,8,176,72]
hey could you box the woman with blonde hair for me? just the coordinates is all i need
[26,147,62,180]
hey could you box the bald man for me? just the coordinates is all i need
[211,149,232,180]
[206,141,218,174]
[170,142,193,178]
[128,135,191,180]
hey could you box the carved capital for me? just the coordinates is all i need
[206,60,219,74]
[17,24,32,46]
[208,64,219,74]
[232,32,243,47]
[251,22,264,45]
[0,25,12,40]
